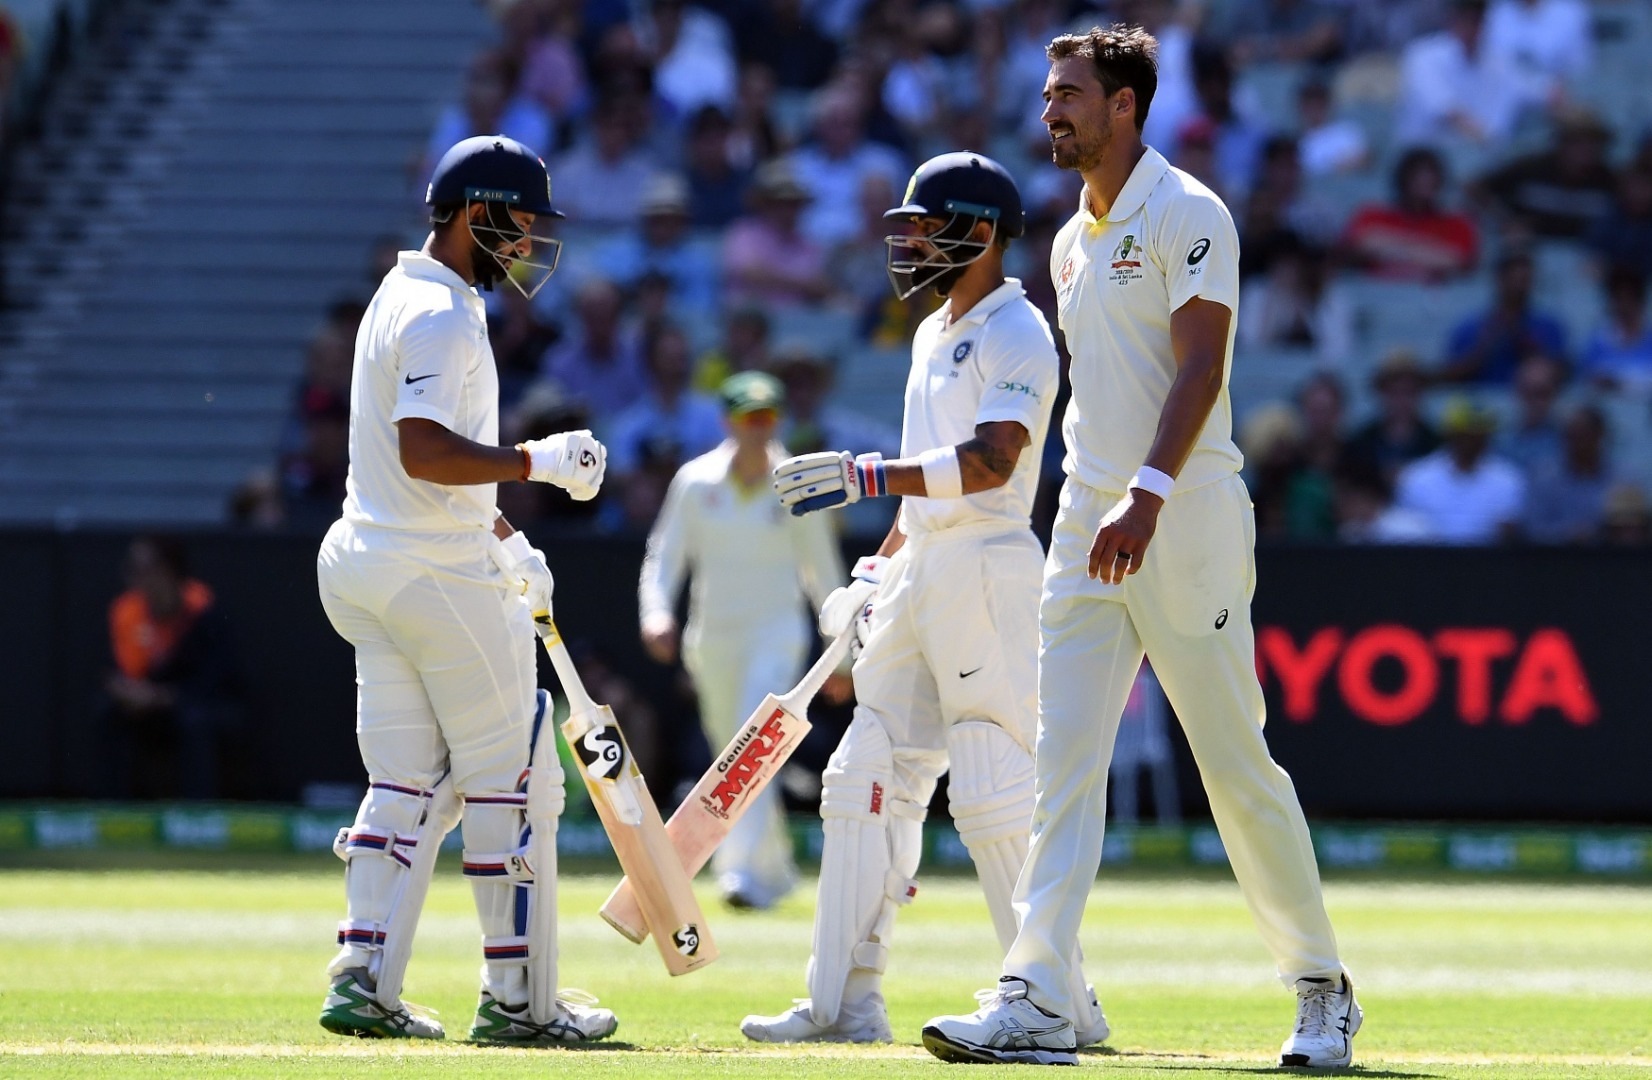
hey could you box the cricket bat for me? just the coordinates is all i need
[600,627,853,944]
[535,615,717,976]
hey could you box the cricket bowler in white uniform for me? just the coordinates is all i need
[747,151,1106,1046]
[639,371,845,910]
[315,135,616,1044]
[923,28,1360,1068]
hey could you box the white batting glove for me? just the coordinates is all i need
[491,530,554,619]
[818,555,886,658]
[520,429,606,501]
[774,450,885,516]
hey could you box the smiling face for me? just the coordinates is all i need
[1041,55,1118,172]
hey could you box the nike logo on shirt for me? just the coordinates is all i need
[959,667,983,679]
[404,372,439,384]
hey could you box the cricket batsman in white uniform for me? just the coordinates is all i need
[639,370,845,910]
[923,27,1360,1068]
[315,135,616,1044]
[745,151,1106,1046]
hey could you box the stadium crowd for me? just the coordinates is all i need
[252,0,1652,548]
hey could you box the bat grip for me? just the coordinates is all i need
[536,617,600,717]
[779,626,853,712]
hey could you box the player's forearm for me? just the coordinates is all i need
[1142,355,1223,482]
[873,518,907,559]
[873,424,1028,497]
[397,418,526,486]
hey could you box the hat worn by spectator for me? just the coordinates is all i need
[1439,396,1497,436]
[721,370,785,415]
[1372,348,1427,390]
[753,160,811,203]
[641,173,692,216]
[768,340,833,374]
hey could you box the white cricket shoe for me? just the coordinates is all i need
[1279,971,1361,1068]
[741,998,893,1044]
[921,977,1077,1066]
[1076,983,1110,1047]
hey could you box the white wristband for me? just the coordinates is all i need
[917,446,964,499]
[1128,466,1175,501]
[498,530,534,566]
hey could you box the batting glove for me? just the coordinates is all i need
[491,530,554,619]
[774,450,885,516]
[818,555,886,658]
[520,429,606,501]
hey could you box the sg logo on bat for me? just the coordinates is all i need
[577,726,627,780]
[672,924,702,957]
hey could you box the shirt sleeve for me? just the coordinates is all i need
[638,469,692,625]
[972,310,1059,435]
[789,509,847,615]
[1162,188,1240,315]
[389,306,476,430]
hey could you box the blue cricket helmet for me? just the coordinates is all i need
[426,135,564,218]
[884,151,1024,239]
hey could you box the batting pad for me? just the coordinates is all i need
[328,781,432,984]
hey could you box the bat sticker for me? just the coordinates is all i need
[672,925,701,957]
[577,726,626,780]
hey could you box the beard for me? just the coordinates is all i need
[1050,122,1110,173]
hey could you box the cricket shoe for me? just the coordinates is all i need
[921,977,1077,1065]
[318,967,444,1039]
[1076,984,1111,1047]
[1279,971,1361,1067]
[740,997,893,1044]
[468,989,618,1044]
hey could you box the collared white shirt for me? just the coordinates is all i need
[897,277,1057,537]
[1395,450,1526,544]
[342,250,498,532]
[1051,146,1243,494]
[640,441,844,636]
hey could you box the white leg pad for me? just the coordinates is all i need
[328,780,435,988]
[806,713,925,1028]
[947,720,1100,1034]
[463,790,530,1005]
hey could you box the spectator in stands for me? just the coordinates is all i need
[1171,115,1229,208]
[1394,0,1531,149]
[1581,265,1652,393]
[281,396,351,528]
[882,3,971,149]
[508,0,589,126]
[729,62,783,166]
[1344,349,1441,485]
[592,173,721,310]
[828,170,905,337]
[736,0,839,92]
[1395,397,1526,543]
[1343,148,1479,280]
[1237,235,1353,366]
[1495,352,1567,476]
[1128,0,1201,155]
[227,468,288,530]
[767,341,900,457]
[723,159,833,307]
[694,307,772,393]
[1334,460,1433,543]
[103,536,244,799]
[1586,168,1652,281]
[1475,107,1617,240]
[1523,403,1614,544]
[683,105,752,228]
[1176,40,1267,198]
[1484,0,1592,107]
[1602,482,1652,546]
[1248,134,1341,245]
[549,96,657,227]
[539,277,647,421]
[1215,0,1345,65]
[1281,372,1350,539]
[1439,251,1566,383]
[497,381,602,527]
[642,0,739,115]
[1294,76,1369,177]
[789,87,907,249]
[1239,402,1305,538]
[423,51,553,182]
[605,322,726,479]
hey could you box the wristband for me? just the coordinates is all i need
[854,453,886,498]
[514,443,531,483]
[1128,465,1175,501]
[498,529,534,567]
[917,445,964,499]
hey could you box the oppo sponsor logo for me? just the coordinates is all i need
[1257,625,1598,728]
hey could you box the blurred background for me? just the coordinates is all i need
[0,0,1647,870]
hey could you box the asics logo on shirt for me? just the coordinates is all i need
[1187,238,1211,265]
[404,372,440,384]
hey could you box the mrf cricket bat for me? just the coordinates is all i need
[600,627,853,944]
[535,614,716,976]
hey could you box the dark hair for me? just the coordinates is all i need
[1046,24,1159,132]
[133,534,190,579]
[1605,263,1648,298]
[1391,147,1445,200]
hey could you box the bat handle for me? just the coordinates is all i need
[535,613,600,717]
[779,626,854,713]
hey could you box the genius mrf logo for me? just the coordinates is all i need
[1256,624,1598,728]
[702,709,793,818]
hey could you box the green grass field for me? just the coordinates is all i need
[1,855,1647,1078]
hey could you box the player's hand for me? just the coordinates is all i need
[491,530,555,618]
[521,430,607,501]
[1088,490,1163,585]
[640,612,679,665]
[818,555,886,656]
[774,450,884,516]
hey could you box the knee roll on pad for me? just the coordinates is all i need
[947,722,1036,952]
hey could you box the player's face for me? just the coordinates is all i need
[1042,56,1114,172]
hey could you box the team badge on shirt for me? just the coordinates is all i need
[1109,234,1145,286]
[952,341,973,363]
[1057,255,1077,300]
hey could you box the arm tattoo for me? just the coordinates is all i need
[958,437,1017,491]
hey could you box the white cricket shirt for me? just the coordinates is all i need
[897,278,1058,536]
[342,251,499,533]
[1051,147,1243,494]
[640,441,844,635]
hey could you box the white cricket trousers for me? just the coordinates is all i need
[683,617,806,902]
[1006,476,1341,1020]
[316,520,533,795]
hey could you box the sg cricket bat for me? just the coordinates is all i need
[600,627,854,944]
[535,615,717,976]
